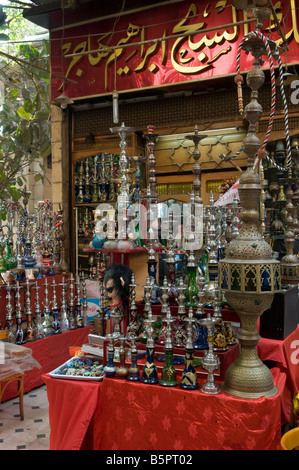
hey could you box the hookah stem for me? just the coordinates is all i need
[236,29,291,172]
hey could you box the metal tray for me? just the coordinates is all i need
[49,357,104,381]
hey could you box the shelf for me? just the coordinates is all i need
[82,247,147,254]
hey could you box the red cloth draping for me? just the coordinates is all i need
[2,326,92,402]
[257,326,299,395]
[282,326,299,395]
[44,368,283,451]
[43,374,100,450]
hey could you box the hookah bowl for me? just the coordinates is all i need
[198,316,221,395]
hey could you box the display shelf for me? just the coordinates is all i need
[82,247,147,254]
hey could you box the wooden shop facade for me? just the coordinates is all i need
[25,0,299,289]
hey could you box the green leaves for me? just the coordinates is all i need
[0,40,51,202]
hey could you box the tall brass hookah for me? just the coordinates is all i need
[219,8,281,398]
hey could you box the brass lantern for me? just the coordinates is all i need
[219,20,281,398]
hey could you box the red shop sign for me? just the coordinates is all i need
[50,0,299,100]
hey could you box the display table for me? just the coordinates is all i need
[43,367,285,451]
[2,326,92,402]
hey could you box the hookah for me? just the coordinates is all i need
[42,277,54,336]
[91,154,99,203]
[23,217,36,269]
[194,274,208,350]
[127,337,140,381]
[212,278,228,352]
[140,294,159,384]
[5,281,15,344]
[59,276,70,332]
[52,231,62,276]
[126,273,139,339]
[174,277,187,348]
[139,274,152,342]
[15,281,26,344]
[157,276,169,345]
[146,238,160,304]
[180,307,199,390]
[33,282,45,339]
[110,122,136,250]
[81,274,89,327]
[51,278,61,334]
[108,154,117,203]
[198,312,221,394]
[99,154,107,202]
[185,249,199,308]
[165,211,178,306]
[84,157,92,203]
[96,279,106,336]
[204,194,219,309]
[104,335,116,377]
[76,160,85,203]
[159,309,178,387]
[75,274,83,328]
[24,279,35,341]
[68,273,77,330]
[115,337,129,379]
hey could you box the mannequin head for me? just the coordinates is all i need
[103,264,133,308]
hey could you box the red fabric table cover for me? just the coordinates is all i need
[2,326,92,402]
[43,367,285,451]
[258,326,299,395]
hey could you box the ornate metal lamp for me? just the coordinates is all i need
[219,18,281,398]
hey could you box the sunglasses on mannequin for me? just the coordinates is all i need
[106,286,115,293]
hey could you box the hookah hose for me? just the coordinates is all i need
[235,29,292,172]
